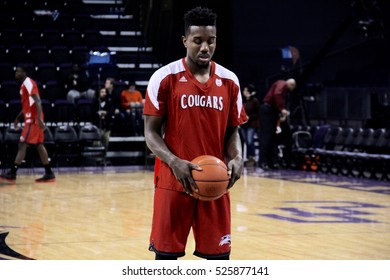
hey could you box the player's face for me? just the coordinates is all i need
[15,67,26,81]
[183,25,216,69]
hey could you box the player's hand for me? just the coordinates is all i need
[38,119,45,130]
[170,159,202,195]
[227,155,243,190]
[13,119,20,130]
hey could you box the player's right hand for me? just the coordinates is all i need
[170,159,202,195]
[13,120,20,130]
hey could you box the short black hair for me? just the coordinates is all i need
[16,63,28,74]
[184,6,217,35]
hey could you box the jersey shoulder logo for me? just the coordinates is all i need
[179,76,187,82]
[215,78,222,87]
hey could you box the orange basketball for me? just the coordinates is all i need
[190,155,230,201]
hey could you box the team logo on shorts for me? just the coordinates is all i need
[219,234,231,247]
[216,78,222,87]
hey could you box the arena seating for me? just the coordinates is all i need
[53,125,79,167]
[290,125,390,181]
[78,124,106,166]
[1,1,388,174]
[0,0,158,167]
[0,0,156,125]
[2,127,22,169]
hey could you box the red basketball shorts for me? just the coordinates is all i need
[149,187,231,259]
[20,123,44,144]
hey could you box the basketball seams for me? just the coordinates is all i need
[197,163,228,170]
[194,179,230,182]
[192,164,229,181]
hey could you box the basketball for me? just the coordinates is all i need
[190,155,230,201]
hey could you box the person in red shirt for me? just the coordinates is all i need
[258,78,296,170]
[0,65,55,183]
[144,7,247,260]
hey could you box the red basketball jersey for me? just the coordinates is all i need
[144,58,247,192]
[20,77,43,124]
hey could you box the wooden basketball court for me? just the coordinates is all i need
[1,167,389,260]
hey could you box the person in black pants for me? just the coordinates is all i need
[94,87,114,150]
[258,78,296,170]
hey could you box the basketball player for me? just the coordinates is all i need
[0,65,55,183]
[143,7,247,260]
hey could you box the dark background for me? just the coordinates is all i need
[151,0,389,85]
[141,0,390,127]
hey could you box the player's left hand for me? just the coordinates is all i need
[38,119,45,130]
[226,155,243,190]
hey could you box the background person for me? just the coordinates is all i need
[242,84,260,167]
[120,82,144,136]
[94,87,114,150]
[258,78,296,170]
[66,64,95,104]
[104,77,123,135]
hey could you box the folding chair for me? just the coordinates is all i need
[53,125,79,168]
[78,124,106,167]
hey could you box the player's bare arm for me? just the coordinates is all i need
[14,110,23,129]
[32,94,45,130]
[225,126,243,189]
[144,115,201,194]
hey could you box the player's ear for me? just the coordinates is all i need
[182,35,187,48]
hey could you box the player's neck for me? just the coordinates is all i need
[18,76,27,83]
[185,58,211,84]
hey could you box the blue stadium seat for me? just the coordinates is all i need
[36,63,58,83]
[29,45,50,64]
[50,45,71,65]
[53,125,79,167]
[1,80,20,103]
[0,63,14,83]
[53,100,74,124]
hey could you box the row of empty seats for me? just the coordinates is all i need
[0,29,103,48]
[0,98,102,126]
[0,124,106,169]
[0,2,119,86]
[290,125,390,181]
[1,44,92,66]
[0,98,145,137]
[0,0,154,90]
[0,1,89,30]
[0,0,84,12]
[0,61,118,85]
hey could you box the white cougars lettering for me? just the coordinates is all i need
[181,94,223,111]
